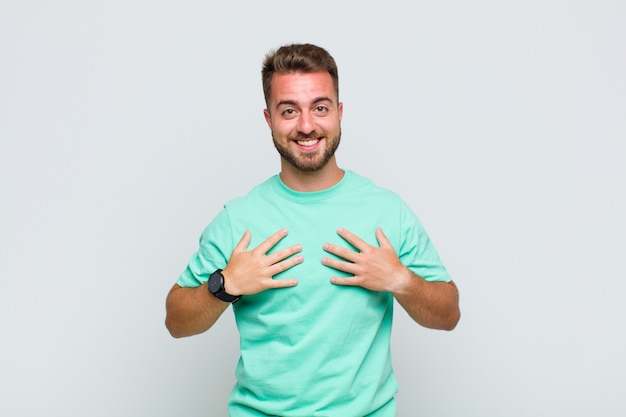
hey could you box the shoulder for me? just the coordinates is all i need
[345,170,403,203]
[223,176,277,210]
[198,176,278,244]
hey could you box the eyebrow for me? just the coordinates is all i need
[275,96,334,110]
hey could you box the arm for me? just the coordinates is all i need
[165,283,229,338]
[388,269,459,330]
[322,227,460,330]
[165,228,303,338]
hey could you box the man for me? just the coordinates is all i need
[166,43,460,416]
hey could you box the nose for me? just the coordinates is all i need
[297,111,315,136]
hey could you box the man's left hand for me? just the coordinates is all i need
[322,227,411,293]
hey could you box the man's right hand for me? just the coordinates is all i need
[222,228,302,296]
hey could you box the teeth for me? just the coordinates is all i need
[297,139,318,146]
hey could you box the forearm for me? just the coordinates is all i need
[392,269,460,331]
[165,283,229,338]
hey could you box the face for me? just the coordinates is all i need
[264,71,343,173]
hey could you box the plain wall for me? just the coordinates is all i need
[1,1,625,416]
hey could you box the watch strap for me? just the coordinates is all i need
[208,269,240,303]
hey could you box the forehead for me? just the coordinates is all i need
[269,71,337,105]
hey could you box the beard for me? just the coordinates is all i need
[272,128,341,173]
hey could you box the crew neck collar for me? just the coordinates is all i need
[272,170,351,203]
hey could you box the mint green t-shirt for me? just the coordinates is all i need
[177,170,451,416]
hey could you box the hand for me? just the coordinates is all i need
[222,228,302,296]
[322,227,410,293]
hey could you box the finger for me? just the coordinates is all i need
[337,227,369,251]
[265,278,298,289]
[321,257,359,275]
[266,244,302,265]
[330,276,360,287]
[233,230,251,253]
[375,227,392,248]
[255,228,288,254]
[323,242,359,262]
[268,254,304,276]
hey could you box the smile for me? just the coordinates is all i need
[296,139,320,147]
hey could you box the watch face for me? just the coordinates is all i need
[208,271,223,293]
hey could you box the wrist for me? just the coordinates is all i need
[207,269,241,303]
[220,268,241,297]
[389,266,417,296]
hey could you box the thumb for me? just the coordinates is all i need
[375,227,391,248]
[233,230,251,253]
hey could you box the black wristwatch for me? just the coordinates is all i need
[207,269,240,303]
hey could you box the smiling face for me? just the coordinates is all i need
[264,71,343,175]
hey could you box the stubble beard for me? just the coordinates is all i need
[272,129,341,173]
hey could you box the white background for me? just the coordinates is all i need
[1,1,625,416]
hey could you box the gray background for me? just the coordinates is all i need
[2,1,625,416]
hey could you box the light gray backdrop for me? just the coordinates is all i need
[1,1,624,416]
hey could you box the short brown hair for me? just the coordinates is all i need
[262,43,339,107]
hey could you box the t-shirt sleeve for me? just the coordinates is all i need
[176,209,233,288]
[398,201,452,283]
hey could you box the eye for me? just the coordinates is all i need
[314,106,329,114]
[282,108,296,118]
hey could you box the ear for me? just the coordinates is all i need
[337,102,343,121]
[263,109,272,129]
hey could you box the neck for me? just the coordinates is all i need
[279,158,344,192]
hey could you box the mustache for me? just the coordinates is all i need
[290,131,321,140]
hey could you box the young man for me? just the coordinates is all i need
[166,43,460,416]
